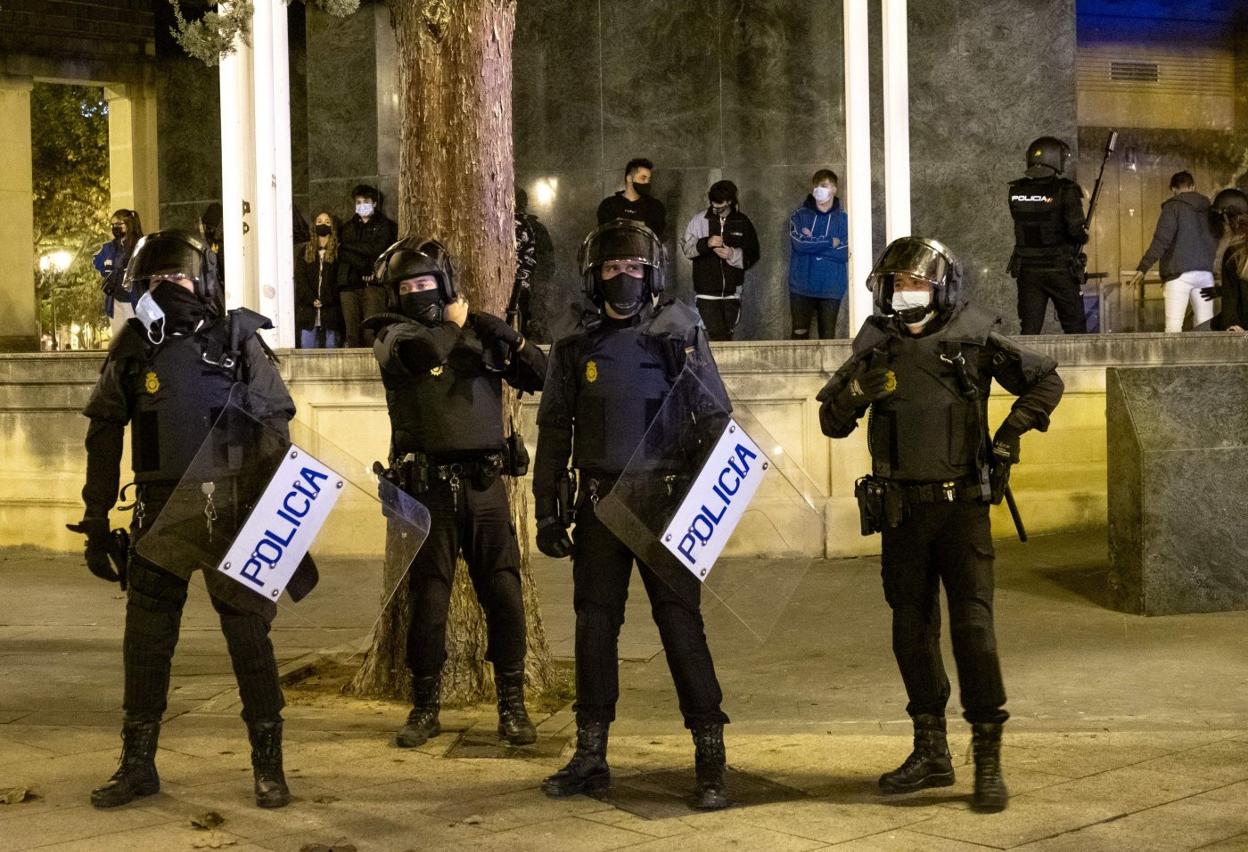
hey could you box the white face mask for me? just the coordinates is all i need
[812,186,834,204]
[892,290,932,312]
[134,290,166,345]
[356,202,375,218]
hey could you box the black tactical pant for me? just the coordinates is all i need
[570,496,728,730]
[695,297,741,342]
[123,556,284,724]
[1016,268,1087,335]
[881,500,1008,725]
[790,293,841,339]
[406,476,526,678]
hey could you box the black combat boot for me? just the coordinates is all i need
[691,723,729,810]
[542,720,610,797]
[91,720,161,808]
[396,674,442,748]
[247,720,291,808]
[879,714,955,794]
[971,722,1008,812]
[495,666,537,746]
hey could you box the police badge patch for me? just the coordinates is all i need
[144,371,160,394]
[585,360,598,383]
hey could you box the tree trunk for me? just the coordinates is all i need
[349,0,555,706]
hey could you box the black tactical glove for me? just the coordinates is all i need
[1200,286,1223,302]
[470,312,523,349]
[989,426,1021,506]
[66,518,121,584]
[835,366,895,410]
[536,517,573,559]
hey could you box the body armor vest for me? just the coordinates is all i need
[130,326,237,483]
[384,329,505,457]
[571,325,674,474]
[1009,175,1077,265]
[864,309,993,482]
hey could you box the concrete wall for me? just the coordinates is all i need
[7,334,1248,556]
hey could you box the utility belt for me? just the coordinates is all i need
[388,450,507,497]
[854,474,985,535]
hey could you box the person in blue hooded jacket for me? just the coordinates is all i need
[788,169,849,339]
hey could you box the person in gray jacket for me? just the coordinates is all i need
[1128,172,1219,332]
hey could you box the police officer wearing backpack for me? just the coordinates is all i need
[70,230,302,810]
[367,236,546,749]
[533,219,732,810]
[1007,137,1089,334]
[817,236,1064,813]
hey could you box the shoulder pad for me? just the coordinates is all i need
[362,312,409,332]
[101,320,152,367]
[644,299,701,340]
[850,316,892,354]
[940,303,1000,345]
[228,307,274,341]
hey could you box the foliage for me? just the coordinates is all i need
[30,83,111,345]
[171,0,360,65]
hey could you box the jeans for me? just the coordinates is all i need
[1163,271,1215,332]
[790,293,841,339]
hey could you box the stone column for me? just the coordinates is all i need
[0,76,37,352]
[105,76,160,231]
[882,0,911,243]
[843,0,874,333]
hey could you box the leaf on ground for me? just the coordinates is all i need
[191,836,236,850]
[313,794,340,804]
[0,787,30,804]
[191,811,225,830]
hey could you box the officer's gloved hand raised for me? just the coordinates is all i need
[66,518,121,584]
[536,518,572,559]
[835,367,895,410]
[470,311,523,349]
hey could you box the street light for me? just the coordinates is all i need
[39,250,74,350]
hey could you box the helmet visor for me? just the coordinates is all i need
[579,220,665,275]
[124,234,205,294]
[868,238,955,290]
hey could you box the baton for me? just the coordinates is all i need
[1004,485,1027,542]
[1085,130,1118,231]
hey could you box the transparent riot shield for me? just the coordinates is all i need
[135,386,430,656]
[594,366,823,643]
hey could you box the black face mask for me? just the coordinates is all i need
[400,290,444,325]
[150,282,206,331]
[633,182,652,198]
[601,274,646,316]
[314,224,333,237]
[112,225,125,240]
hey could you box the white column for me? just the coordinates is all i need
[219,2,257,315]
[882,0,911,243]
[843,0,874,332]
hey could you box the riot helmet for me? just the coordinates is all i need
[577,219,665,316]
[1025,136,1072,177]
[867,236,963,324]
[374,236,457,324]
[122,230,218,305]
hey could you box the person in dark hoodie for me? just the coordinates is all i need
[788,169,849,339]
[1128,172,1219,332]
[339,184,398,348]
[596,158,666,238]
[680,180,761,340]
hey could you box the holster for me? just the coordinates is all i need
[395,451,430,495]
[556,469,577,527]
[855,475,906,535]
[505,430,530,477]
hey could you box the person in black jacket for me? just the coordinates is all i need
[294,211,345,347]
[596,158,666,238]
[70,231,301,810]
[680,180,760,341]
[339,184,398,348]
[367,236,547,750]
[1202,189,1248,332]
[1007,137,1088,334]
[818,236,1064,814]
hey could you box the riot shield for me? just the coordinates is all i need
[593,367,823,643]
[135,386,430,655]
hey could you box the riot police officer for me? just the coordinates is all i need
[368,236,546,748]
[817,237,1064,813]
[71,230,299,809]
[1008,136,1089,334]
[533,219,732,810]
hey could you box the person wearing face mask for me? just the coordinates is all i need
[366,236,547,750]
[533,219,733,810]
[789,169,849,339]
[681,180,761,341]
[338,184,398,348]
[596,158,666,238]
[92,209,144,338]
[70,230,303,811]
[816,237,1064,814]
[293,212,345,348]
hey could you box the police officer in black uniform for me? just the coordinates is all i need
[817,237,1064,813]
[71,231,300,810]
[1008,136,1089,334]
[367,236,546,748]
[533,219,732,810]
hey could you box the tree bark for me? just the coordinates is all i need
[349,0,555,706]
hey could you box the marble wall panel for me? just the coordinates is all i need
[306,1,378,187]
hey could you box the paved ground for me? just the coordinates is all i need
[4,530,1248,851]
